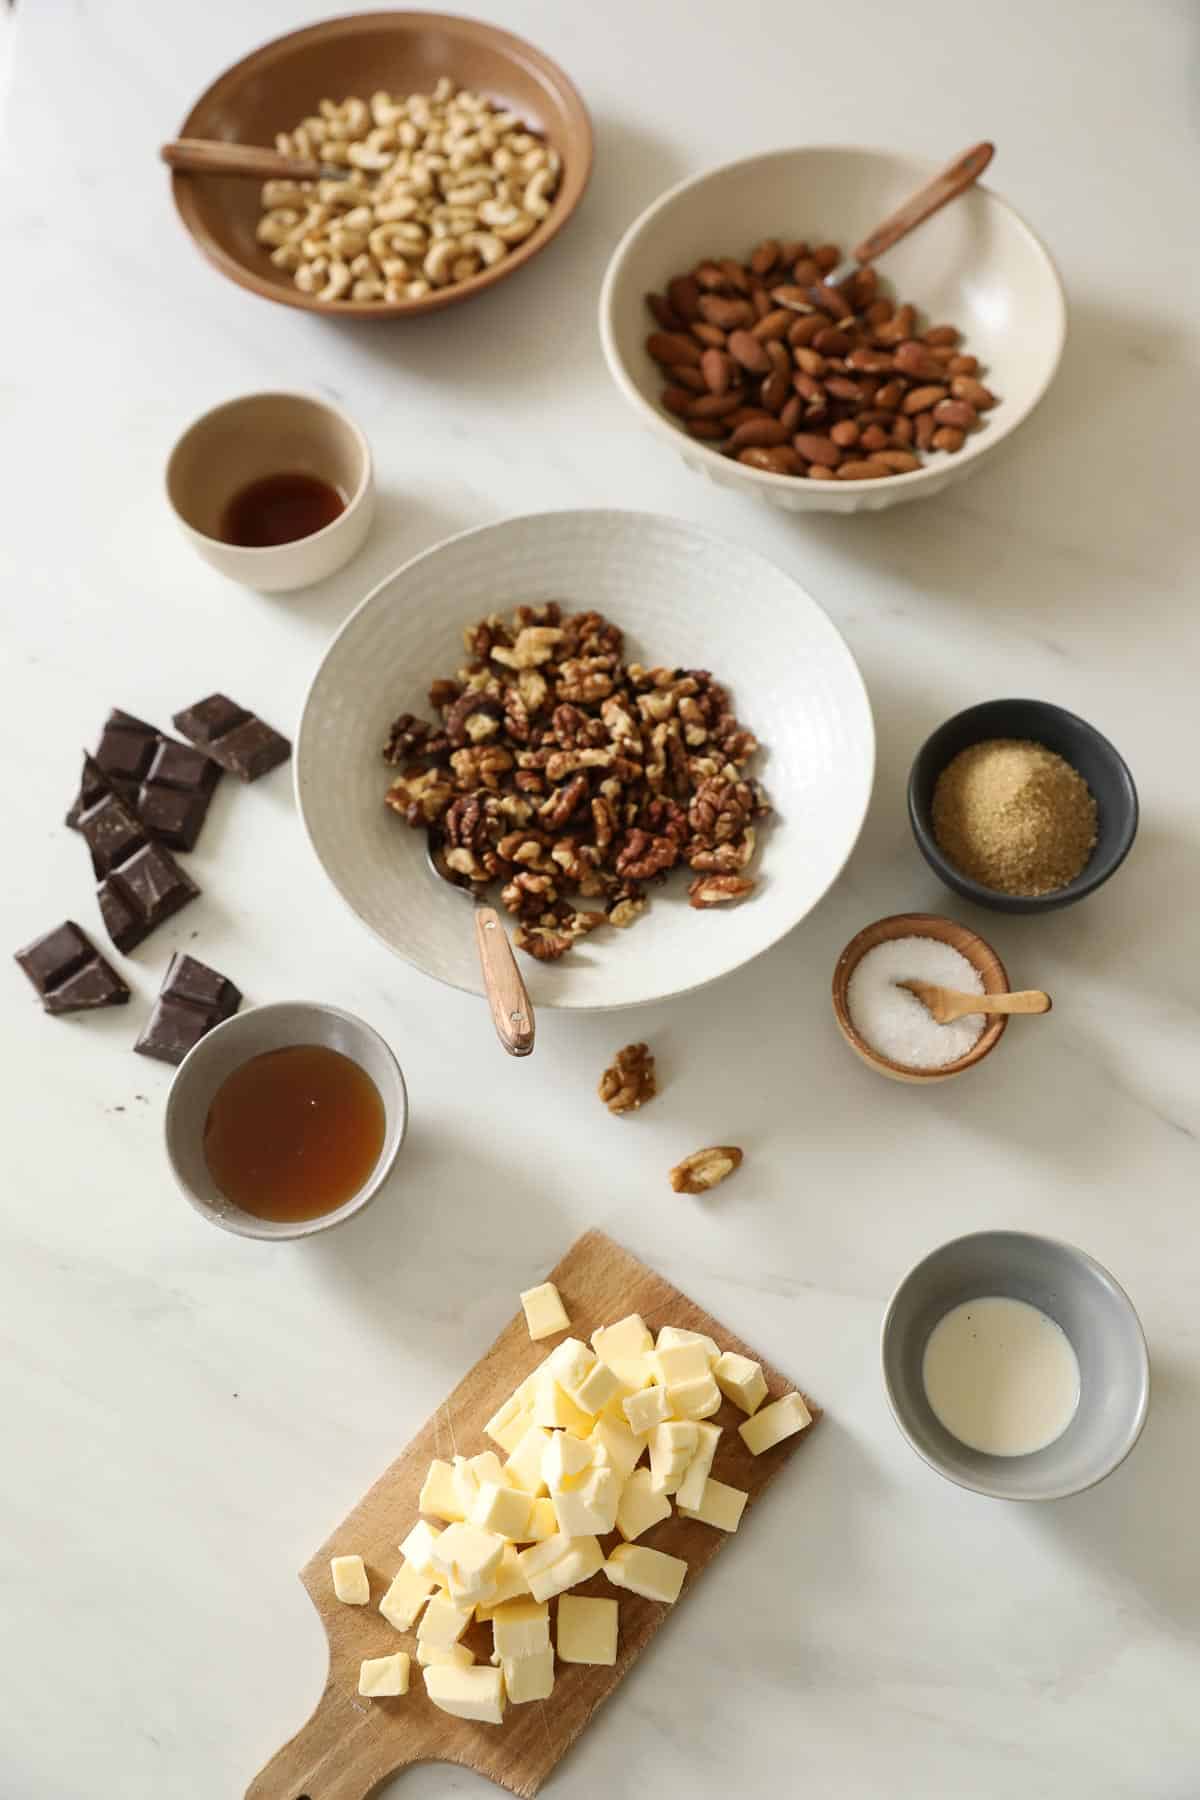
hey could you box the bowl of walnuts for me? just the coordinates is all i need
[169,11,593,316]
[599,145,1066,512]
[295,509,875,1010]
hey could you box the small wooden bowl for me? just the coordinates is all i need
[170,12,593,318]
[831,912,1010,1084]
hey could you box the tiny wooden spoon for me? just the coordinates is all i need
[899,979,1051,1025]
[160,139,353,182]
[825,141,995,286]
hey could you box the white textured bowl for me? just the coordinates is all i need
[296,509,874,1010]
[599,147,1067,514]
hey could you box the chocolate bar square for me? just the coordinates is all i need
[173,694,291,782]
[67,709,221,850]
[135,952,242,1064]
[77,758,201,953]
[14,920,131,1014]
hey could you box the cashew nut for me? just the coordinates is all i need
[459,230,505,267]
[256,209,301,247]
[523,169,556,219]
[422,236,461,285]
[319,259,352,301]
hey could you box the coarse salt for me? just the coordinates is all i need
[846,936,985,1069]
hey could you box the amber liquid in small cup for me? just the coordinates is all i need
[220,472,345,547]
[203,1044,385,1222]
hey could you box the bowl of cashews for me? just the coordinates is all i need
[170,12,593,317]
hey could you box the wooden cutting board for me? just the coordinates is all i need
[246,1229,820,1800]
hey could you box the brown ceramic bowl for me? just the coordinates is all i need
[831,912,1010,1084]
[171,11,593,318]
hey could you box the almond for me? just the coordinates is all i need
[791,433,841,468]
[726,329,771,374]
[646,331,701,368]
[835,457,894,479]
[727,417,790,450]
[902,384,949,414]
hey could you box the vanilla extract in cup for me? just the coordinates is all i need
[203,1043,384,1222]
[220,471,345,547]
[922,1296,1081,1457]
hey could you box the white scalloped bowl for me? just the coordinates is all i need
[296,510,874,1010]
[599,147,1066,514]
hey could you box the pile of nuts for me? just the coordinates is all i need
[644,239,997,480]
[381,603,768,961]
[257,78,561,304]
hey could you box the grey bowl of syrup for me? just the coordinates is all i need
[165,1001,407,1239]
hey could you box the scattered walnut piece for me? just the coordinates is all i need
[669,1145,744,1194]
[599,1042,658,1115]
[688,874,757,909]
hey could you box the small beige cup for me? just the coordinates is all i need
[166,392,374,591]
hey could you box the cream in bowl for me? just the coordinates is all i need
[166,392,374,591]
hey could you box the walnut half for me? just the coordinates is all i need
[669,1145,744,1194]
[599,1042,657,1115]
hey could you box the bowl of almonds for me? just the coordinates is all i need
[599,146,1066,511]
[170,12,592,316]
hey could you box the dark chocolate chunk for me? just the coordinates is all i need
[66,709,221,850]
[172,694,291,782]
[76,759,200,952]
[14,920,131,1014]
[135,952,242,1064]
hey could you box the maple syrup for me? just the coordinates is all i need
[219,471,345,547]
[203,1044,385,1222]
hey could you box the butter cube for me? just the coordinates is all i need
[542,1430,595,1493]
[379,1563,436,1631]
[398,1519,442,1576]
[475,1543,532,1610]
[588,1416,645,1481]
[424,1663,506,1725]
[330,1555,369,1606]
[593,1314,654,1388]
[616,1467,672,1542]
[526,1535,604,1603]
[419,1459,465,1523]
[738,1391,812,1455]
[679,1475,748,1533]
[552,1465,621,1537]
[358,1652,410,1697]
[430,1523,505,1604]
[713,1350,768,1416]
[502,1645,555,1703]
[491,1596,550,1661]
[416,1592,474,1649]
[674,1422,721,1513]
[623,1384,671,1435]
[657,1326,720,1366]
[648,1420,698,1493]
[470,1480,534,1541]
[452,1451,505,1517]
[667,1373,722,1420]
[557,1595,619,1666]
[531,1375,595,1438]
[545,1336,595,1393]
[571,1360,623,1414]
[650,1341,711,1387]
[516,1532,571,1582]
[519,1497,560,1542]
[484,1391,535,1454]
[417,1641,475,1668]
[604,1543,688,1604]
[503,1424,553,1495]
[521,1281,570,1341]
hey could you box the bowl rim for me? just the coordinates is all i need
[294,504,877,1011]
[880,1228,1152,1500]
[164,1000,409,1240]
[831,910,1009,1079]
[598,142,1068,491]
[164,389,374,553]
[171,9,594,318]
[907,697,1140,911]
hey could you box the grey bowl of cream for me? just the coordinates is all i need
[881,1231,1150,1501]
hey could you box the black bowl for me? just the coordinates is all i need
[908,699,1138,913]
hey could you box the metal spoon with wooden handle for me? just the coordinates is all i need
[898,980,1052,1025]
[426,841,535,1057]
[160,140,355,182]
[824,141,995,287]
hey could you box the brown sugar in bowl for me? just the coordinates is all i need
[831,912,1010,1084]
[170,12,593,318]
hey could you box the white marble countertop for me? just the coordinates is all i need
[3,1,1198,1795]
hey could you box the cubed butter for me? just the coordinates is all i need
[330,1554,369,1606]
[484,1390,534,1454]
[430,1522,505,1593]
[531,1375,595,1438]
[452,1451,505,1516]
[416,1592,474,1649]
[520,1281,570,1341]
[647,1420,698,1493]
[503,1424,553,1496]
[552,1465,621,1537]
[358,1652,410,1697]
[556,1595,619,1666]
[470,1480,534,1541]
[398,1519,442,1576]
[667,1373,722,1421]
[588,1416,645,1481]
[502,1645,555,1703]
[516,1531,571,1581]
[379,1563,436,1632]
[519,1497,560,1541]
[526,1535,604,1603]
[418,1459,465,1523]
[650,1340,711,1387]
[545,1336,595,1393]
[570,1360,623,1414]
[679,1476,748,1533]
[738,1390,812,1455]
[623,1384,671,1435]
[417,1641,475,1668]
[616,1467,673,1542]
[604,1543,688,1605]
[491,1596,550,1661]
[674,1422,721,1513]
[474,1543,532,1610]
[542,1430,595,1494]
[713,1350,768,1416]
[656,1326,720,1366]
[592,1315,654,1388]
[424,1663,506,1725]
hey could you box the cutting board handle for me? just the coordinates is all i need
[246,1681,417,1800]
